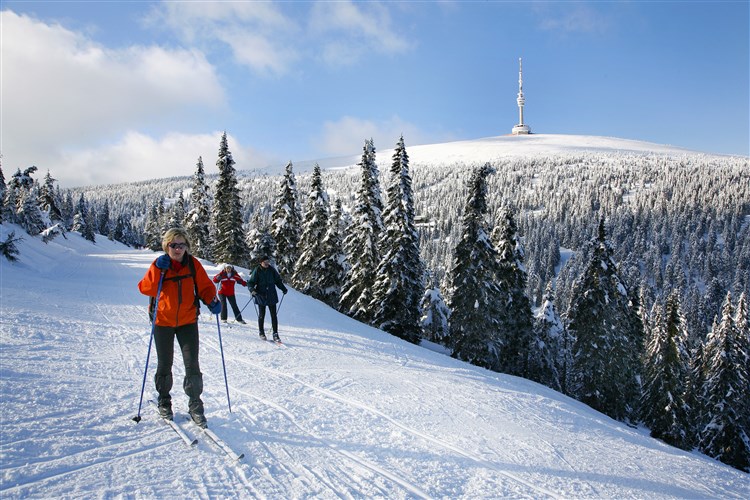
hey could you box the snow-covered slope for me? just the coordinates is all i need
[1,225,748,498]
[290,133,715,175]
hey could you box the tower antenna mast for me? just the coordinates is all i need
[512,57,531,135]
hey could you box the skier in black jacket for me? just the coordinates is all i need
[247,256,288,341]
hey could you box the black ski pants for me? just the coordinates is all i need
[154,322,201,399]
[219,294,243,321]
[257,304,278,334]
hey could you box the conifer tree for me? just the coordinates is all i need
[319,199,348,309]
[420,275,450,344]
[530,282,565,391]
[492,205,533,376]
[340,139,384,321]
[293,164,330,299]
[566,219,642,422]
[97,199,111,236]
[39,170,62,224]
[640,291,691,449]
[211,132,248,265]
[270,161,302,279]
[18,185,46,236]
[370,136,424,343]
[61,191,75,230]
[447,164,506,370]
[699,292,750,472]
[0,163,6,223]
[144,201,162,251]
[246,214,276,267]
[5,167,37,226]
[184,157,212,259]
[167,192,186,229]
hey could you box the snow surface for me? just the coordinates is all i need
[1,225,749,498]
[290,133,718,176]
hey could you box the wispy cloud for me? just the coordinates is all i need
[148,0,414,72]
[535,2,612,36]
[146,1,300,75]
[309,1,413,65]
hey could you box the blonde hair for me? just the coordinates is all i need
[162,227,191,253]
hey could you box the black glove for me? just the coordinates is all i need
[282,289,288,295]
[208,299,222,315]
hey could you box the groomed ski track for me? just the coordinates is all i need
[1,233,748,499]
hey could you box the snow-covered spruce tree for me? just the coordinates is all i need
[370,136,424,343]
[84,205,97,242]
[39,170,63,224]
[4,166,37,226]
[270,161,302,279]
[184,157,212,259]
[736,292,750,443]
[60,191,75,231]
[420,274,450,344]
[144,201,162,251]
[246,212,276,267]
[319,198,348,309]
[293,164,330,299]
[97,199,111,237]
[340,139,384,322]
[18,185,47,236]
[0,231,22,262]
[530,282,565,392]
[167,191,186,230]
[698,292,750,472]
[72,194,94,242]
[640,291,691,449]
[566,219,642,422]
[0,163,6,223]
[491,205,533,376]
[211,132,248,266]
[447,163,506,371]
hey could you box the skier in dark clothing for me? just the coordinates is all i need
[247,256,288,341]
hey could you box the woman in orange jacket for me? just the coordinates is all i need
[138,227,221,428]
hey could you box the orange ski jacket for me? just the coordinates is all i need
[139,255,217,327]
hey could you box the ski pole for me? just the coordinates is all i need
[133,270,166,423]
[238,297,253,315]
[277,293,285,315]
[215,314,232,413]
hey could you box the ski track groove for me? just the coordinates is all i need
[0,438,175,495]
[206,336,556,499]
[231,387,427,498]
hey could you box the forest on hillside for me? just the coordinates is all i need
[2,137,749,471]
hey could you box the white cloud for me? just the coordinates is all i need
[52,131,273,188]
[1,10,225,183]
[309,1,412,65]
[315,116,440,158]
[149,1,413,71]
[535,3,612,36]
[147,1,300,75]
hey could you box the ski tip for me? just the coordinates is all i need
[237,453,245,461]
[191,439,199,446]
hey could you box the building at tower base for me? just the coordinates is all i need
[511,58,531,135]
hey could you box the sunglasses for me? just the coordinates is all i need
[168,243,187,250]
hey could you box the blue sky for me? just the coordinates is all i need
[2,1,748,187]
